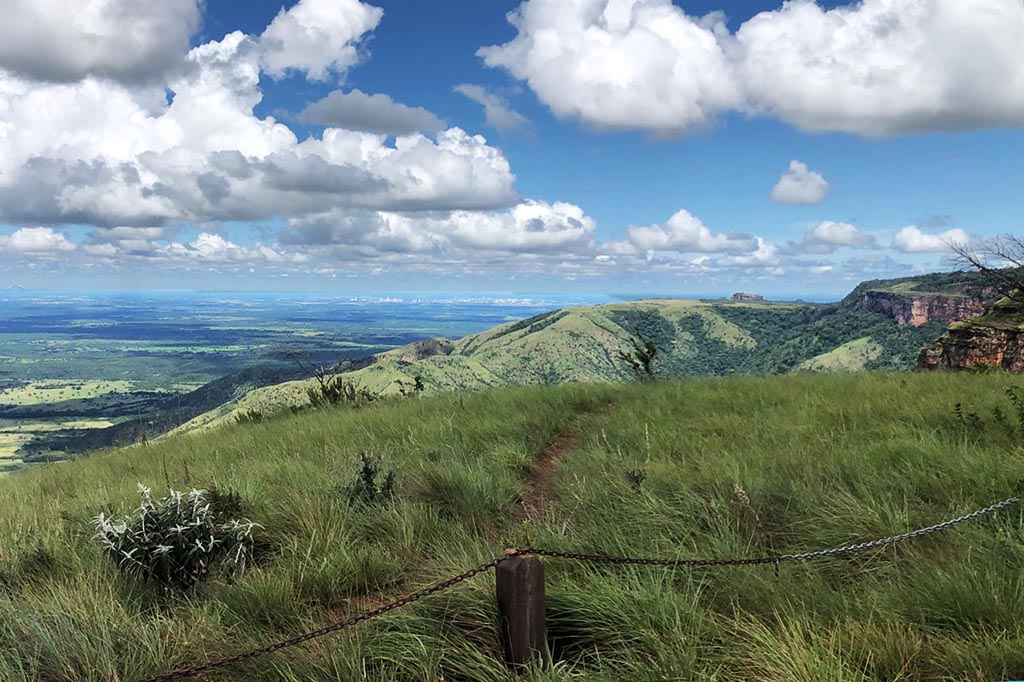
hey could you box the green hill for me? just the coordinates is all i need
[21,270,993,447]
[2,373,1023,680]
[184,294,947,431]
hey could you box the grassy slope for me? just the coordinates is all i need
[2,373,1024,681]
[798,337,883,372]
[182,298,927,432]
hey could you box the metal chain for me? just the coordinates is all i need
[525,494,1021,568]
[139,552,526,682]
[138,493,1020,682]
[779,493,1021,561]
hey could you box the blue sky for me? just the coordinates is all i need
[0,0,1021,297]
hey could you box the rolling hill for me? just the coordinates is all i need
[180,291,955,432]
[25,269,996,446]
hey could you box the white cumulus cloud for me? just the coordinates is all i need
[0,227,76,253]
[0,25,517,228]
[0,0,201,84]
[279,200,596,256]
[298,89,444,135]
[892,225,970,253]
[771,160,830,205]
[734,0,1024,136]
[628,209,757,253]
[161,233,308,264]
[482,0,1024,137]
[259,0,383,81]
[806,221,875,247]
[478,0,741,136]
[453,84,533,136]
[791,220,875,254]
[716,237,780,268]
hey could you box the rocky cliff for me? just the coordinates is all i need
[860,290,985,326]
[917,299,1024,372]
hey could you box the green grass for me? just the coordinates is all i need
[798,337,883,372]
[181,295,956,431]
[1,373,1023,681]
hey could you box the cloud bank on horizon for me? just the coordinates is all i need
[0,0,1020,294]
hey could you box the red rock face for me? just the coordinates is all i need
[862,291,985,326]
[917,301,1024,372]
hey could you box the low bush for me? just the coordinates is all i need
[953,386,1024,438]
[617,335,658,380]
[235,409,265,424]
[308,375,376,408]
[93,485,260,592]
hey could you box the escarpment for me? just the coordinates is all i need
[917,299,1024,372]
[860,290,985,326]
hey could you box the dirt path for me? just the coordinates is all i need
[515,400,619,521]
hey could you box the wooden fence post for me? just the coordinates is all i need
[496,550,549,669]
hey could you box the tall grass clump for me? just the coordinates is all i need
[344,453,396,506]
[953,384,1024,440]
[93,484,260,592]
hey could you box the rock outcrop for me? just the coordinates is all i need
[860,290,985,326]
[917,299,1024,371]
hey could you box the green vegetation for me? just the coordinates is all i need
[0,291,532,470]
[956,296,1024,331]
[713,304,945,372]
[4,270,998,466]
[307,374,376,409]
[798,337,883,372]
[842,270,992,299]
[93,486,260,592]
[615,334,659,380]
[343,453,397,507]
[194,296,951,429]
[0,381,137,407]
[2,373,1022,680]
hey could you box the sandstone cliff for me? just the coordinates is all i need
[860,290,985,326]
[917,299,1024,372]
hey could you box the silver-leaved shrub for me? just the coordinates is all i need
[94,484,260,592]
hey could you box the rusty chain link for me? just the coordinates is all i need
[528,494,1022,568]
[140,552,526,682]
[778,493,1020,561]
[139,493,1020,681]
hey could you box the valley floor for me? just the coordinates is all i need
[1,373,1023,681]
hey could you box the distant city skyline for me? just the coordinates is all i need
[0,0,1021,296]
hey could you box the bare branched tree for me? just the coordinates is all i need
[951,234,1024,305]
[273,348,347,395]
[273,348,373,408]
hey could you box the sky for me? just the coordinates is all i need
[0,0,1021,298]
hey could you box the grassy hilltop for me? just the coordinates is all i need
[183,296,946,431]
[2,372,1023,681]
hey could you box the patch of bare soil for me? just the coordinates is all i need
[515,401,618,521]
